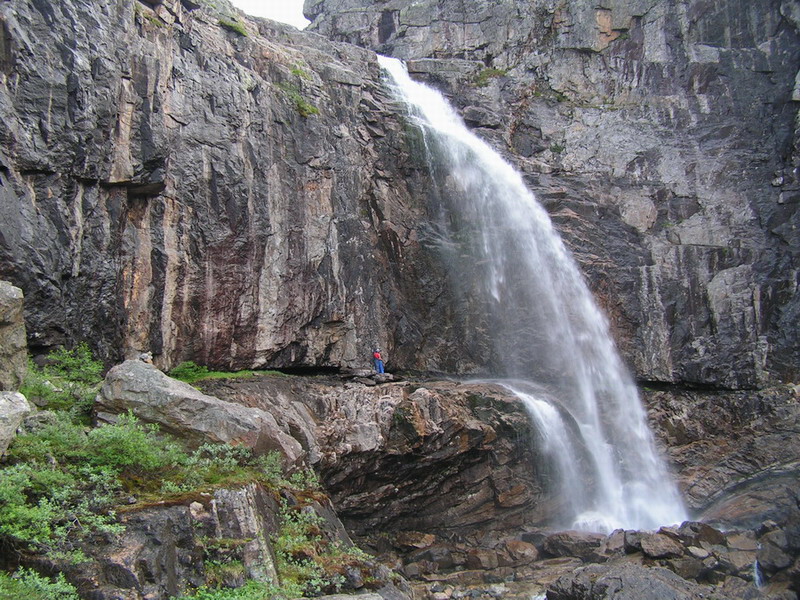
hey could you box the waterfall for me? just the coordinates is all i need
[379,56,687,532]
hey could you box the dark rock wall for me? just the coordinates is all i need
[0,0,463,372]
[307,0,800,388]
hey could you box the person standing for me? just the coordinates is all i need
[372,348,384,374]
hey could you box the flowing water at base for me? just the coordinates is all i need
[379,56,687,532]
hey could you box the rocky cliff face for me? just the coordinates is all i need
[1,0,797,388]
[0,0,472,373]
[307,0,800,389]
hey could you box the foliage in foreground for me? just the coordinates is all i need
[20,342,104,415]
[173,580,276,600]
[0,568,80,600]
[173,502,375,600]
[6,346,377,599]
[0,410,289,558]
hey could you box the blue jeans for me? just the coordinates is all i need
[374,359,384,374]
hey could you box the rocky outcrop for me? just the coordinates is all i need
[544,521,800,598]
[95,365,547,539]
[547,563,718,600]
[644,385,800,530]
[96,360,304,463]
[0,391,32,455]
[306,0,800,388]
[197,375,547,539]
[87,367,800,598]
[403,520,800,599]
[194,374,800,546]
[27,483,404,600]
[1,0,797,387]
[0,280,26,390]
[189,373,800,598]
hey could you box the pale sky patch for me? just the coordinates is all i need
[229,0,310,29]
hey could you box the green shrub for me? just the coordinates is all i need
[0,568,80,600]
[272,502,371,597]
[474,67,507,87]
[287,467,321,492]
[0,412,182,552]
[6,412,88,463]
[173,580,281,599]
[169,361,211,383]
[218,18,248,36]
[46,343,103,384]
[20,343,103,415]
[87,413,185,472]
[156,446,287,495]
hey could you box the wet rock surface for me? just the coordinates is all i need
[0,0,796,388]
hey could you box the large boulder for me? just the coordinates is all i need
[0,391,33,455]
[0,281,26,391]
[198,376,543,540]
[96,360,303,464]
[546,563,726,600]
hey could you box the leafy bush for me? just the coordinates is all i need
[46,343,103,384]
[272,502,371,597]
[86,413,184,472]
[1,411,293,556]
[218,18,248,36]
[169,361,211,383]
[0,568,80,600]
[20,343,104,415]
[173,580,278,599]
[0,412,147,555]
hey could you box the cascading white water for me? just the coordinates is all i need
[379,56,687,532]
